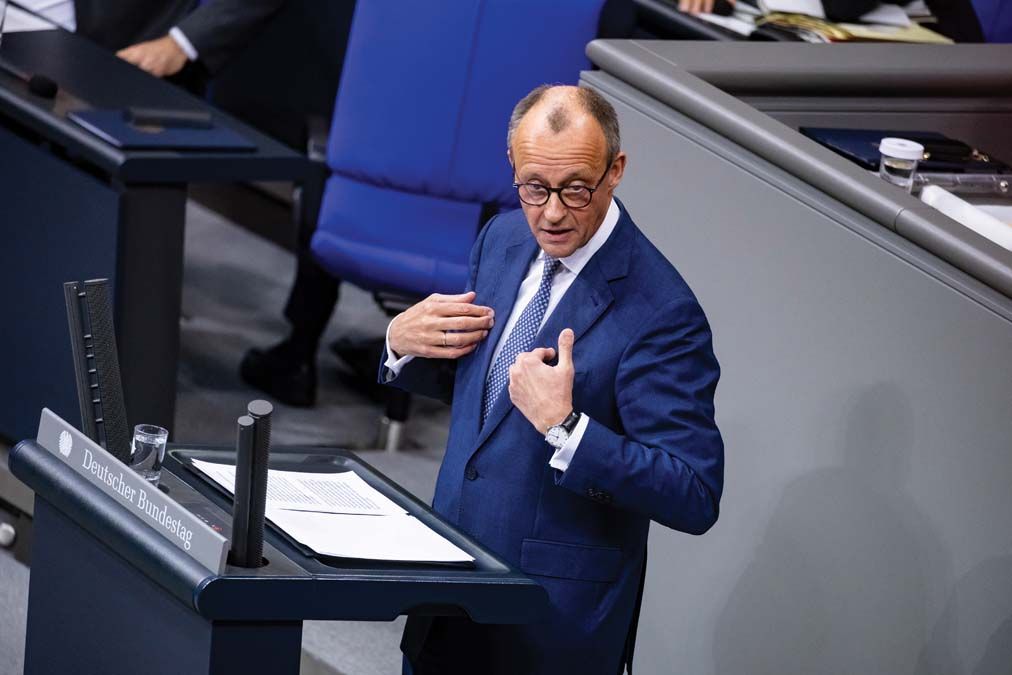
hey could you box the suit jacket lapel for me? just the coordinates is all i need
[468,207,637,455]
[537,257,613,348]
[457,236,539,445]
[540,200,638,348]
[471,258,614,452]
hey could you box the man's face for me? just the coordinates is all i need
[510,113,626,259]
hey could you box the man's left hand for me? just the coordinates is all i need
[509,329,576,435]
[117,36,188,78]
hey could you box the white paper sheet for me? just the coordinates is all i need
[858,4,911,27]
[759,0,825,18]
[973,202,1012,227]
[191,459,473,563]
[903,0,932,17]
[734,2,764,15]
[266,508,474,563]
[1,6,57,33]
[920,186,1012,251]
[191,459,406,516]
[696,12,757,35]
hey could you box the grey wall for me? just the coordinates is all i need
[584,72,1012,675]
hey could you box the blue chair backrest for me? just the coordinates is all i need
[972,0,1012,41]
[311,0,605,296]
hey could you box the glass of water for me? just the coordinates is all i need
[878,138,924,193]
[130,424,169,483]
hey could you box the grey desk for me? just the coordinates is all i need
[583,41,1012,673]
[624,42,1012,163]
[0,29,308,445]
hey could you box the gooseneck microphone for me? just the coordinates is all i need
[0,56,58,99]
[229,400,273,568]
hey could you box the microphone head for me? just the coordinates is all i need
[247,400,273,419]
[28,74,58,99]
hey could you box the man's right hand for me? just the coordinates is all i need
[389,291,494,359]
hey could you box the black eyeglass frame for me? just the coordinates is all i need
[512,159,613,209]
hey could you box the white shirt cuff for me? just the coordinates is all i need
[548,414,589,472]
[168,26,199,61]
[382,319,414,381]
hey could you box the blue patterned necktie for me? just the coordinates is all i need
[481,256,562,425]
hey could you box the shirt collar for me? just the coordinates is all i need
[538,198,620,276]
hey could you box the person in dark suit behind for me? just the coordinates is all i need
[383,85,725,674]
[71,0,286,78]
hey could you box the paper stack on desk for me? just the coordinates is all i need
[191,459,474,564]
[697,0,952,42]
[265,509,474,564]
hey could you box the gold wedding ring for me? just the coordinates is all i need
[442,331,448,347]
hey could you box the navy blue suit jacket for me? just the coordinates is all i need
[388,201,723,674]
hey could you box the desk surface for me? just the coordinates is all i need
[590,40,1012,96]
[0,29,306,183]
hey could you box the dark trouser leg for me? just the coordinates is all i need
[405,617,534,675]
[406,618,472,675]
[239,162,334,406]
[282,248,341,360]
[239,248,338,406]
[283,156,339,360]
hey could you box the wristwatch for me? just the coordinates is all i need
[545,411,582,450]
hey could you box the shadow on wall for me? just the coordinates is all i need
[713,382,961,674]
[917,555,1012,675]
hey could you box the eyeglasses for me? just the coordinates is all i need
[512,160,612,209]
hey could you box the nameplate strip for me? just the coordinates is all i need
[36,408,228,574]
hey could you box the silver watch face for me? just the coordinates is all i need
[546,426,569,448]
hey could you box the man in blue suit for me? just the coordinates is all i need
[384,84,723,674]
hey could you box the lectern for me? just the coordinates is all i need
[11,412,547,675]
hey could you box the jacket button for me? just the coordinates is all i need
[465,466,478,481]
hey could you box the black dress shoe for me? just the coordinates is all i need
[239,343,317,408]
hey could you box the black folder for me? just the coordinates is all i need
[801,127,1010,174]
[69,109,256,151]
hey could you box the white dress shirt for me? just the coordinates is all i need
[385,198,621,472]
[22,1,199,61]
[168,26,199,60]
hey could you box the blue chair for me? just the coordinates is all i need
[309,0,606,448]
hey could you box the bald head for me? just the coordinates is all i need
[506,85,627,258]
[507,85,621,165]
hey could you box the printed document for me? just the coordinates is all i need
[190,459,474,563]
[191,459,405,516]
[266,508,474,564]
